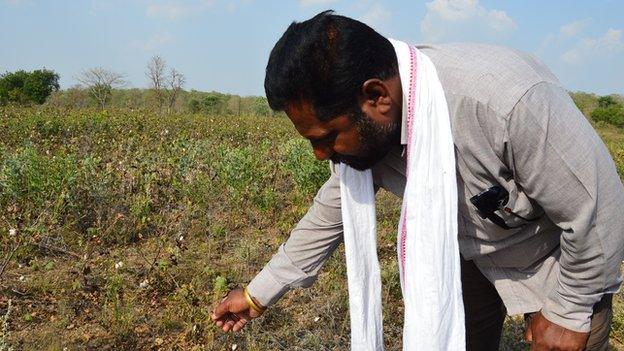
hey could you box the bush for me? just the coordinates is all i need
[592,105,624,128]
[280,138,330,195]
[0,69,60,105]
[213,142,281,210]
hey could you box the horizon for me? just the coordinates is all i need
[1,0,623,96]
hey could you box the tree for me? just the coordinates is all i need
[591,104,624,127]
[0,70,29,104]
[0,69,59,105]
[202,92,226,115]
[591,95,624,127]
[188,99,201,113]
[251,96,271,116]
[598,95,617,108]
[76,67,126,109]
[24,69,60,104]
[146,55,167,109]
[166,68,185,112]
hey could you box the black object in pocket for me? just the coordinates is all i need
[470,185,540,230]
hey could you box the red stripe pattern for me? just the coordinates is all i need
[399,44,418,284]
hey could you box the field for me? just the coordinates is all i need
[1,106,623,350]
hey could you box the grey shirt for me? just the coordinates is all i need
[247,42,624,332]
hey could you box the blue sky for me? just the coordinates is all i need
[1,0,623,96]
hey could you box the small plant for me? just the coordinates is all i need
[213,275,228,299]
[101,274,135,340]
[280,138,330,194]
[0,299,14,351]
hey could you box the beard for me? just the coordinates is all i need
[330,110,401,171]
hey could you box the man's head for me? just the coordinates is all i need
[265,10,402,170]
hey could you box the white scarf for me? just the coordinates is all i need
[339,39,465,351]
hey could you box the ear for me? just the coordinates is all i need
[361,78,393,115]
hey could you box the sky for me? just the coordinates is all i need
[1,0,623,96]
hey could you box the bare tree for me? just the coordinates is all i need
[146,55,167,109]
[167,68,185,112]
[76,67,126,109]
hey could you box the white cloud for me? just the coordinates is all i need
[536,18,592,57]
[560,18,592,38]
[141,32,173,51]
[561,28,624,64]
[533,22,624,94]
[486,9,515,33]
[420,0,517,42]
[359,2,390,27]
[299,0,338,7]
[426,0,475,21]
[146,2,190,20]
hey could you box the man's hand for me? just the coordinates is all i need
[210,288,263,332]
[525,311,590,351]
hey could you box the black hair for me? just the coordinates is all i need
[264,10,398,121]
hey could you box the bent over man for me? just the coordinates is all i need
[211,11,624,351]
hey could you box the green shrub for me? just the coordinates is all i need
[280,138,330,195]
[215,146,260,195]
[213,142,279,210]
[0,69,59,106]
[101,274,135,340]
[592,105,624,128]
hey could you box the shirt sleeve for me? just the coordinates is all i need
[506,81,624,332]
[246,161,344,307]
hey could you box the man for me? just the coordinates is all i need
[211,11,624,350]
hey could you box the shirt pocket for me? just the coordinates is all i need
[458,181,545,242]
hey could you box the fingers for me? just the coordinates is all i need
[212,312,233,330]
[218,313,248,332]
[211,296,230,320]
[209,288,254,333]
[213,313,250,332]
[232,316,248,332]
[223,317,237,332]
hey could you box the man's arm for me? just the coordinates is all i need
[507,81,624,333]
[246,160,345,307]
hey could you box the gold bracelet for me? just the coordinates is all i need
[243,286,266,314]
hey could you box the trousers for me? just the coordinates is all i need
[461,257,613,351]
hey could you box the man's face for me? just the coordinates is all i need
[284,100,401,170]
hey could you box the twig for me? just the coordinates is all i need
[0,242,20,281]
[135,241,180,289]
[36,242,82,259]
[10,289,27,296]
[136,241,162,275]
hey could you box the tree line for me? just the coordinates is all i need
[45,87,275,117]
[0,55,275,117]
[1,62,622,123]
